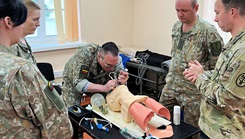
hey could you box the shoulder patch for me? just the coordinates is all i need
[81,66,89,74]
[79,66,89,79]
[81,69,88,74]
[48,81,54,91]
[210,41,222,56]
[225,59,245,99]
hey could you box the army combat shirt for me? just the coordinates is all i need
[0,45,73,139]
[163,17,223,100]
[196,31,245,138]
[62,44,124,107]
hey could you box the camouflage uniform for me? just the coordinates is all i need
[62,44,124,107]
[10,39,37,64]
[159,17,224,128]
[0,45,73,139]
[196,31,245,138]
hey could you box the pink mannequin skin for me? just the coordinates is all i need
[106,85,173,138]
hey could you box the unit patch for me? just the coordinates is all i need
[236,73,245,87]
[210,41,222,56]
[225,59,245,99]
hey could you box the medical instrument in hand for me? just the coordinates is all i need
[109,71,118,80]
[109,69,128,85]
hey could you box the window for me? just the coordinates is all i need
[27,0,81,52]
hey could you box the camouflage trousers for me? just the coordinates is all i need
[159,90,201,139]
[159,89,202,129]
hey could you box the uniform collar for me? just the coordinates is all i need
[18,39,29,50]
[0,45,13,54]
[223,31,245,51]
[173,17,201,37]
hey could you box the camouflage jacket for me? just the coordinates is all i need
[10,39,37,64]
[196,31,245,138]
[0,45,73,139]
[62,44,124,107]
[163,17,224,101]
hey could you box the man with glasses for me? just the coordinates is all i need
[62,42,129,107]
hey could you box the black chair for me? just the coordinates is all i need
[37,62,62,95]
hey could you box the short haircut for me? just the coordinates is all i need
[23,0,41,13]
[100,42,119,57]
[0,0,27,27]
[191,0,198,8]
[222,0,245,16]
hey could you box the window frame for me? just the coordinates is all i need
[27,0,82,52]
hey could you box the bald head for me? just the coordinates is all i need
[175,0,199,25]
[176,0,197,8]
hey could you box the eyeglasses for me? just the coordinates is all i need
[100,55,119,68]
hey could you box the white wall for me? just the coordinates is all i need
[34,0,207,82]
[80,0,134,47]
[35,0,134,82]
[134,0,177,56]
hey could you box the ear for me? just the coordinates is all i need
[4,17,12,29]
[98,53,101,59]
[230,8,237,16]
[195,4,199,12]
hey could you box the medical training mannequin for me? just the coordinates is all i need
[106,85,173,138]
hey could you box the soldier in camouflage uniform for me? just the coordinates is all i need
[184,0,245,138]
[10,0,40,64]
[159,0,224,129]
[62,42,129,107]
[0,0,73,138]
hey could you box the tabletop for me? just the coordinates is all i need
[68,105,200,139]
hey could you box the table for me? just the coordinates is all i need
[171,121,200,139]
[69,105,200,139]
[69,110,125,139]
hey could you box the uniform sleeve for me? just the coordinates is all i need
[195,54,245,111]
[11,63,73,138]
[225,56,245,100]
[205,29,224,70]
[75,64,90,93]
[72,47,95,93]
[202,70,214,79]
